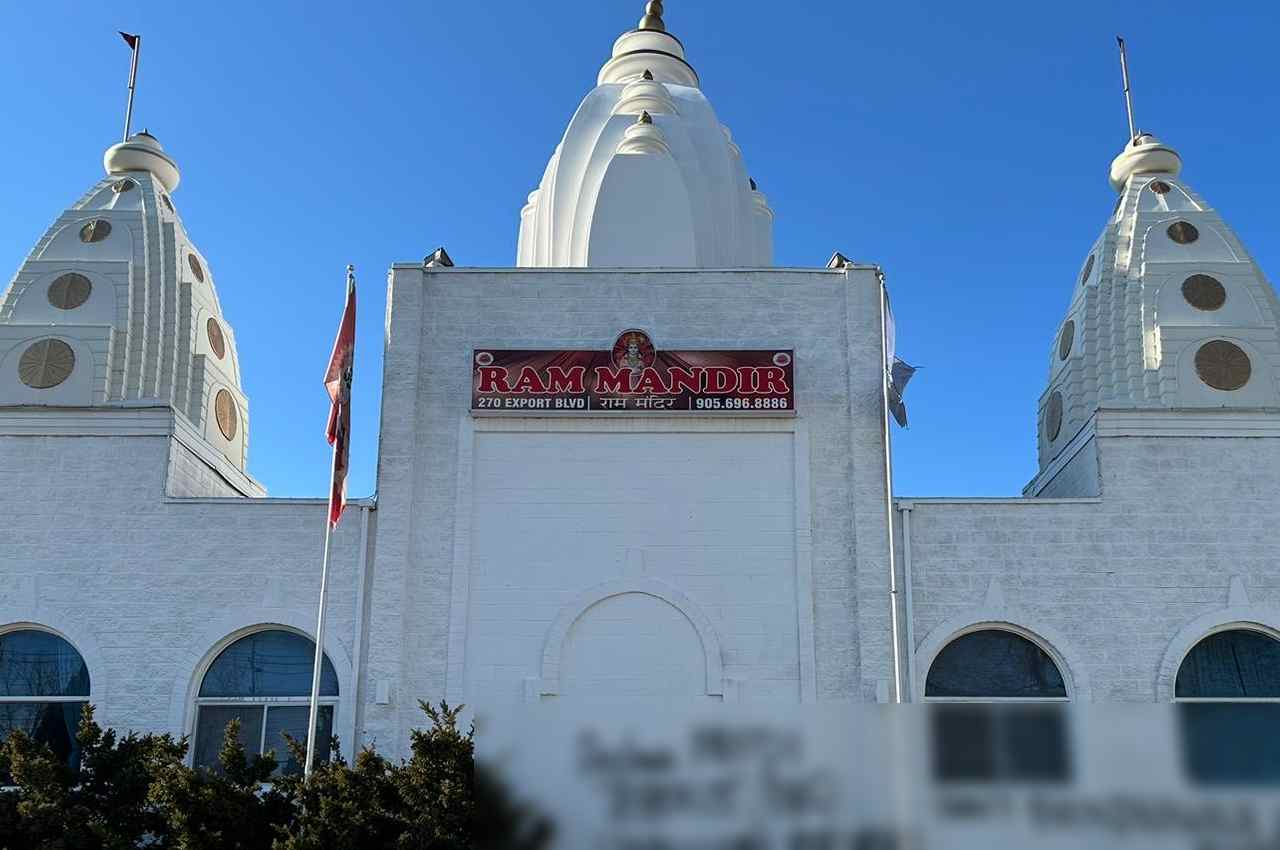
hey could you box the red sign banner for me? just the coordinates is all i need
[472,330,794,414]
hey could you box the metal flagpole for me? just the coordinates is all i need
[878,273,905,704]
[304,455,337,776]
[1117,36,1137,143]
[122,34,140,142]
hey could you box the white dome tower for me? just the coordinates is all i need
[516,1,774,268]
[1030,132,1280,494]
[0,133,261,494]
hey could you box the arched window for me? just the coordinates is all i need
[925,628,1069,783]
[1175,628,1280,785]
[193,629,338,776]
[0,628,90,769]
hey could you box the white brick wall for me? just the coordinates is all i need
[0,431,370,755]
[903,430,1280,702]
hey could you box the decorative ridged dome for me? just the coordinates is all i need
[0,135,254,474]
[516,2,773,268]
[1035,136,1280,473]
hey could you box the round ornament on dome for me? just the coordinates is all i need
[206,318,226,359]
[1079,254,1095,287]
[79,220,112,243]
[1058,320,1075,361]
[1167,221,1199,245]
[1195,340,1251,391]
[188,254,206,283]
[47,273,92,310]
[214,389,238,440]
[1044,391,1064,442]
[18,339,75,389]
[1182,274,1227,311]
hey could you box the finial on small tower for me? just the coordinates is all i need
[639,1,666,32]
[1116,36,1138,143]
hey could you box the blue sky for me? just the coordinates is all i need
[2,1,1277,499]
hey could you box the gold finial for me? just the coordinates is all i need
[638,0,665,32]
[639,111,653,125]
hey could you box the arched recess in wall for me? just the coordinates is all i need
[914,615,1089,703]
[1156,609,1280,702]
[169,613,354,762]
[534,577,725,701]
[1160,613,1280,786]
[0,623,94,770]
[916,618,1078,785]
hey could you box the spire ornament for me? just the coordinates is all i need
[638,1,666,32]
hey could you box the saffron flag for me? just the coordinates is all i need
[119,32,139,50]
[323,268,357,528]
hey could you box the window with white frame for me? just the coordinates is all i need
[193,629,338,776]
[0,628,90,771]
[1174,627,1280,785]
[924,628,1070,783]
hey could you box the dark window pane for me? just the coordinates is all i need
[0,630,90,697]
[1002,704,1069,781]
[199,631,338,698]
[1179,703,1280,786]
[926,631,1067,698]
[931,704,996,781]
[0,701,86,770]
[1175,630,1280,698]
[193,705,264,773]
[265,705,334,776]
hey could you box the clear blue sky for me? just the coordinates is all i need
[2,1,1277,498]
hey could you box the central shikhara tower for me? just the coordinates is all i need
[517,1,773,268]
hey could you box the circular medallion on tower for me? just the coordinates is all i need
[188,254,205,283]
[18,339,75,389]
[79,220,112,243]
[1058,320,1075,361]
[1182,274,1227,311]
[1195,340,1251,391]
[206,318,226,359]
[47,273,92,310]
[1167,221,1199,245]
[214,389,238,440]
[1044,391,1064,442]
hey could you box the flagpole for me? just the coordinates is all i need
[122,34,140,143]
[878,273,905,704]
[304,454,337,777]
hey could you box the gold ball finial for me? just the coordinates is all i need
[638,0,666,32]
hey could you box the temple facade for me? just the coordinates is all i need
[0,3,1277,792]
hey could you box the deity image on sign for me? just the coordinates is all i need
[611,330,656,378]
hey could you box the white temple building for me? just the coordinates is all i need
[0,1,1278,800]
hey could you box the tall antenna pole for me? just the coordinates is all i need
[1116,36,1137,143]
[120,32,141,142]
